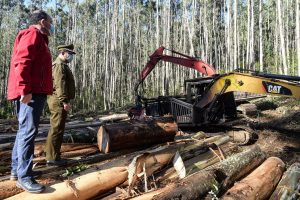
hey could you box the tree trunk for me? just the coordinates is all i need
[7,167,128,200]
[34,143,97,157]
[99,113,129,123]
[97,117,177,153]
[227,130,255,145]
[277,0,288,75]
[270,162,300,200]
[138,145,265,200]
[222,157,285,200]
[234,0,238,69]
[159,143,237,184]
[33,147,99,163]
[237,103,257,117]
[246,0,251,68]
[8,142,187,200]
[297,0,300,76]
[259,0,264,71]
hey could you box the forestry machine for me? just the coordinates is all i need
[129,46,300,126]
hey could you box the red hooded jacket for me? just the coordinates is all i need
[7,25,53,100]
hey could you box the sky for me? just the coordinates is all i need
[24,0,56,8]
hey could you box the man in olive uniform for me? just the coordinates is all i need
[46,44,76,165]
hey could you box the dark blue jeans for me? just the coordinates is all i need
[11,94,46,182]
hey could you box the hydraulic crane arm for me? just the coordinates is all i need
[134,46,216,95]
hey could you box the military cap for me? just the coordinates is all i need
[57,44,76,54]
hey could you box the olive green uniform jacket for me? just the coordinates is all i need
[52,57,75,103]
[45,57,75,161]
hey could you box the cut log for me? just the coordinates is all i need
[7,167,128,200]
[8,135,231,199]
[136,145,265,200]
[127,146,178,193]
[33,147,99,163]
[222,157,285,200]
[158,136,233,183]
[97,117,178,153]
[237,103,258,117]
[34,143,97,157]
[270,162,300,200]
[99,113,129,122]
[8,144,181,200]
[227,130,257,145]
[163,145,238,183]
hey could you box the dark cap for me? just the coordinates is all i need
[57,44,76,54]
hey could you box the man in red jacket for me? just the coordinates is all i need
[7,10,54,193]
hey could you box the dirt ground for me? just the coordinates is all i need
[241,96,300,166]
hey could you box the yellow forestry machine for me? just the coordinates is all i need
[128,47,300,127]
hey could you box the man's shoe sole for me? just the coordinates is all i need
[16,181,45,193]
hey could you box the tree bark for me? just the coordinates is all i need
[297,0,300,76]
[97,117,177,153]
[222,157,285,200]
[135,145,265,200]
[234,0,238,69]
[246,0,251,68]
[159,143,237,184]
[259,0,263,71]
[277,0,288,74]
[270,162,300,200]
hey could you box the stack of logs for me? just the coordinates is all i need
[3,116,300,200]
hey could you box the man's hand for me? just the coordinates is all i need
[20,94,32,104]
[63,103,71,111]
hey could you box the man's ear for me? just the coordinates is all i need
[40,19,46,27]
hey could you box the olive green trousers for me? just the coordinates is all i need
[45,95,67,161]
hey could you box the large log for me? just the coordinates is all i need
[97,117,178,153]
[7,167,128,200]
[135,145,265,200]
[237,103,258,117]
[222,157,285,200]
[0,114,128,151]
[158,136,233,183]
[7,144,180,200]
[270,162,300,200]
[34,143,98,157]
[127,136,231,193]
[161,145,238,183]
[99,113,129,122]
[33,147,99,163]
[8,135,229,199]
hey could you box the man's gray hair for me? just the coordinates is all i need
[29,10,50,25]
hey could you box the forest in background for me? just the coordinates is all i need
[0,0,299,116]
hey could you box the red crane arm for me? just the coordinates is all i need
[135,46,216,93]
